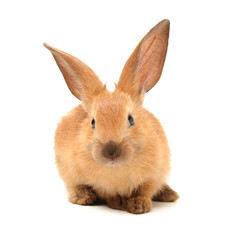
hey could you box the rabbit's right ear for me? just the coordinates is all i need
[44,43,104,110]
[117,19,170,104]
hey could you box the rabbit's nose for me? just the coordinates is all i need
[102,141,121,160]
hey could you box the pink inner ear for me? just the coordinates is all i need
[137,33,166,92]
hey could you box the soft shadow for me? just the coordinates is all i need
[152,201,179,210]
[81,200,179,215]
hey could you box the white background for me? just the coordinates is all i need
[0,0,240,239]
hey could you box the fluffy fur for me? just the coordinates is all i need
[44,19,179,214]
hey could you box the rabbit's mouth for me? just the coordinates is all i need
[104,160,122,167]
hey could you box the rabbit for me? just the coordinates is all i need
[44,19,179,214]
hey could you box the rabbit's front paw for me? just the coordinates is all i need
[126,196,152,214]
[69,185,97,205]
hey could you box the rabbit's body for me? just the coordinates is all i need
[45,19,179,213]
[55,102,170,199]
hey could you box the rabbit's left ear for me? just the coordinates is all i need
[118,19,170,103]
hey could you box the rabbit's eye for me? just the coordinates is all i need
[91,118,95,129]
[128,115,134,127]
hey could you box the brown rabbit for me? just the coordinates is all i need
[44,19,179,214]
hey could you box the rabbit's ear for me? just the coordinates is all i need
[44,43,104,108]
[117,19,170,103]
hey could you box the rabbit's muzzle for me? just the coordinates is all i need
[101,141,122,160]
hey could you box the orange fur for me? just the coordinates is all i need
[45,19,179,214]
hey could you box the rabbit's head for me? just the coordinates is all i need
[44,19,170,166]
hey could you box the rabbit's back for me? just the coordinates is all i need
[55,104,86,150]
[54,105,87,185]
